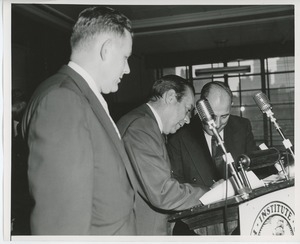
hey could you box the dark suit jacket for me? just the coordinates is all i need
[167,115,257,187]
[117,104,209,235]
[21,65,137,235]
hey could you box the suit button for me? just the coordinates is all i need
[192,177,197,182]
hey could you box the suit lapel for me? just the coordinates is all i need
[143,104,167,145]
[224,117,237,154]
[59,65,138,192]
[182,118,218,184]
[60,66,120,144]
[197,123,212,161]
[224,116,242,161]
[192,122,216,178]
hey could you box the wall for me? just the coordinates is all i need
[12,9,71,97]
[11,7,294,122]
[11,9,156,122]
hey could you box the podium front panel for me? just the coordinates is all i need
[239,186,295,235]
[169,179,294,235]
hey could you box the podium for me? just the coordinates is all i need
[168,179,295,235]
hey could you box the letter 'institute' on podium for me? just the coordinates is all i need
[168,148,295,236]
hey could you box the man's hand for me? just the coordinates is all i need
[210,179,225,189]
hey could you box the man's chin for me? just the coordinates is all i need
[102,86,119,94]
[204,127,224,136]
[170,127,181,135]
[111,87,119,93]
[112,83,120,93]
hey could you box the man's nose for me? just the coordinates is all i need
[124,61,130,74]
[184,115,191,124]
[214,117,221,128]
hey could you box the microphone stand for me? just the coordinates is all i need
[197,98,251,234]
[208,123,251,199]
[265,110,295,159]
[208,123,251,235]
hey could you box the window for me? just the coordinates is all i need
[160,56,294,150]
[264,57,294,148]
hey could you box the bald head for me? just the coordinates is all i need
[200,82,232,135]
[206,85,231,110]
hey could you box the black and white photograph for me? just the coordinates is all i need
[1,0,298,243]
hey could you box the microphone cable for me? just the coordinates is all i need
[223,142,229,235]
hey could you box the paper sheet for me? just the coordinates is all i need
[199,171,264,205]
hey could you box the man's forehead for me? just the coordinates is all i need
[184,90,195,107]
[211,102,231,116]
[207,94,231,114]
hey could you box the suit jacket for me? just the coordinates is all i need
[167,115,257,186]
[117,104,209,235]
[21,65,137,235]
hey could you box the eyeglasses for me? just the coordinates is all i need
[185,107,194,119]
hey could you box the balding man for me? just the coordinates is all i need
[167,81,257,235]
[117,75,209,235]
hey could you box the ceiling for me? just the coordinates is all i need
[12,4,294,56]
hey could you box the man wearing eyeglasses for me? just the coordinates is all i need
[117,75,209,235]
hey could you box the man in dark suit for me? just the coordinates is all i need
[167,81,257,235]
[21,6,137,235]
[117,75,209,235]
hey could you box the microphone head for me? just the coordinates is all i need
[253,92,272,113]
[196,99,215,123]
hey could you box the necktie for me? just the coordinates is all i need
[211,136,225,178]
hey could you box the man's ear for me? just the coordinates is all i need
[164,89,177,104]
[99,39,112,61]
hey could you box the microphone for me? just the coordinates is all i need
[195,99,217,130]
[196,99,250,197]
[253,92,294,158]
[253,92,273,117]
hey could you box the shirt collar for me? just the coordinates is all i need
[68,61,121,139]
[204,129,224,139]
[146,103,163,133]
[68,61,108,110]
[68,61,98,91]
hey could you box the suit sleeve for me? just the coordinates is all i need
[166,134,186,183]
[121,118,208,211]
[27,88,94,234]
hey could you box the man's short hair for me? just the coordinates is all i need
[149,75,195,103]
[200,81,233,102]
[70,6,132,51]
